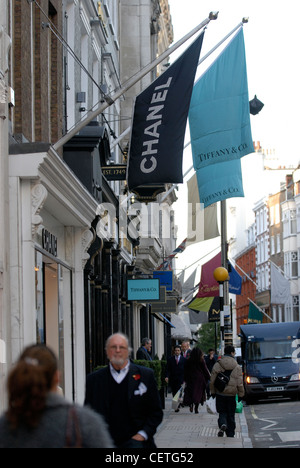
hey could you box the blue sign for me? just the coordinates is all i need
[127,279,160,301]
[153,271,173,291]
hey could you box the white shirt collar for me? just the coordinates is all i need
[109,361,130,383]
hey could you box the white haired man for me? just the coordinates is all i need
[85,333,163,448]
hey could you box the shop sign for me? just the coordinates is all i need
[127,278,160,302]
[151,298,177,314]
[209,307,220,323]
[42,229,58,257]
[102,165,127,180]
[153,270,173,291]
[159,286,166,303]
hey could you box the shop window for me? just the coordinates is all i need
[35,251,74,399]
[284,251,298,279]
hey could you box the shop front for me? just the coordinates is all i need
[34,232,74,398]
[9,144,98,403]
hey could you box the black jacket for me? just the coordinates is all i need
[166,355,186,384]
[84,363,163,445]
[136,346,152,360]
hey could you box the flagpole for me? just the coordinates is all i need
[233,259,262,292]
[220,199,229,351]
[248,298,275,323]
[110,126,131,150]
[197,19,246,67]
[117,20,246,157]
[220,201,228,270]
[217,18,249,350]
[53,12,218,152]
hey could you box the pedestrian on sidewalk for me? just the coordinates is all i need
[165,345,186,411]
[205,348,217,398]
[210,345,245,438]
[183,347,210,414]
[0,344,113,448]
[85,333,163,448]
[181,340,191,359]
[136,337,152,361]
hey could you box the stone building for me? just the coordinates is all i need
[0,0,11,411]
[1,0,176,409]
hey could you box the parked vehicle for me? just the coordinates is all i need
[240,322,300,404]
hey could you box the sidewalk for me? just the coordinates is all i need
[155,395,252,448]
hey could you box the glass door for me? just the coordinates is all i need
[35,251,74,399]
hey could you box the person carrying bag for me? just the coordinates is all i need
[210,345,244,438]
[171,384,185,411]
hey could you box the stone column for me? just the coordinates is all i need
[0,2,11,412]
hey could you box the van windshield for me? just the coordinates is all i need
[247,340,292,361]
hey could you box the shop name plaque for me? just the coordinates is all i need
[42,229,58,257]
[102,165,127,180]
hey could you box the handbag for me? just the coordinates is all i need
[235,394,243,413]
[65,406,82,448]
[171,385,185,411]
[214,368,233,392]
[206,396,217,415]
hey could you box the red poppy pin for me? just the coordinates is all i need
[133,374,141,381]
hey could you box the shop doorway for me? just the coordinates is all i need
[35,251,74,399]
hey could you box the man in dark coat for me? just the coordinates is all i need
[136,337,152,360]
[85,333,163,448]
[181,341,191,359]
[165,345,186,408]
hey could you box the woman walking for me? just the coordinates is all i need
[183,348,210,414]
[0,344,113,448]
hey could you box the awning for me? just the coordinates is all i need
[171,311,192,340]
[152,313,176,328]
[189,309,209,324]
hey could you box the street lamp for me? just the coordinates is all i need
[213,267,229,356]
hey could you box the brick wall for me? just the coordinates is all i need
[12,0,63,145]
[236,247,257,332]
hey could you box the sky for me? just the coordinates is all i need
[167,0,300,282]
[168,0,300,165]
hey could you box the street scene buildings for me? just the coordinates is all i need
[230,144,298,333]
[0,0,299,422]
[0,0,177,409]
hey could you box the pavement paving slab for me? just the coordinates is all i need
[155,396,252,449]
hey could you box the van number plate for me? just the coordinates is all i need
[266,386,284,392]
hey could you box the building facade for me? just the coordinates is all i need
[269,189,285,322]
[235,244,256,333]
[230,145,297,334]
[233,171,299,327]
[0,0,11,411]
[253,175,299,323]
[282,174,299,321]
[1,0,176,411]
[254,197,270,314]
[118,0,177,359]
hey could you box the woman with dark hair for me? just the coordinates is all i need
[183,347,210,414]
[0,344,113,448]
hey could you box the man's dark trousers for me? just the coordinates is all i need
[216,394,236,437]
